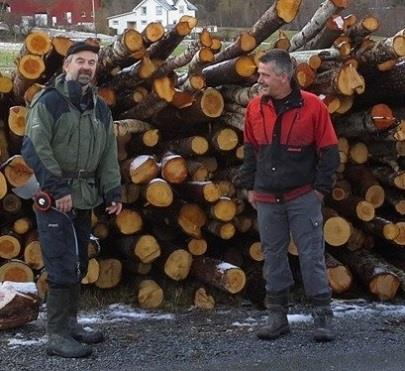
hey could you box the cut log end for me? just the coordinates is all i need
[276,0,303,23]
[115,209,143,235]
[24,241,44,270]
[18,54,46,80]
[81,258,100,285]
[52,36,73,56]
[203,182,221,203]
[201,88,224,118]
[26,31,52,55]
[371,104,395,130]
[194,287,215,310]
[143,129,160,148]
[8,106,28,136]
[356,200,375,222]
[0,261,34,282]
[191,136,209,155]
[0,236,21,260]
[95,259,122,289]
[178,203,207,239]
[224,268,247,294]
[135,235,161,264]
[145,179,173,207]
[164,249,192,281]
[138,280,164,309]
[296,63,316,88]
[364,185,385,208]
[249,242,264,262]
[393,35,405,57]
[239,32,257,52]
[324,216,352,247]
[369,274,399,301]
[187,239,208,256]
[327,265,352,294]
[235,56,257,77]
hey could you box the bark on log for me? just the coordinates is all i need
[333,104,395,138]
[289,0,347,52]
[344,165,385,208]
[325,252,352,294]
[0,282,39,330]
[203,55,257,87]
[330,248,400,300]
[191,256,246,294]
[326,195,375,222]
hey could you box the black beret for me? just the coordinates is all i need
[66,40,100,57]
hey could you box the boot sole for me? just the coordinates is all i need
[257,326,290,340]
[72,333,105,344]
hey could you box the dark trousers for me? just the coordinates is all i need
[256,190,331,298]
[35,208,91,287]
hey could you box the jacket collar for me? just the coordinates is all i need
[55,73,96,112]
[261,79,303,112]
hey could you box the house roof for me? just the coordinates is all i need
[155,0,176,11]
[106,0,196,20]
[184,0,198,11]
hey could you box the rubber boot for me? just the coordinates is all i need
[256,291,290,340]
[46,287,92,358]
[69,284,104,344]
[312,305,335,342]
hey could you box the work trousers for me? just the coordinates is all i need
[256,190,331,298]
[35,208,91,287]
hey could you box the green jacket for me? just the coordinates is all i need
[22,74,121,209]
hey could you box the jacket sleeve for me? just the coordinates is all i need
[234,103,257,190]
[21,100,71,199]
[313,101,340,195]
[96,109,122,205]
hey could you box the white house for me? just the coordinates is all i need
[107,0,197,34]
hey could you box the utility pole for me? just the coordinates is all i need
[92,0,97,38]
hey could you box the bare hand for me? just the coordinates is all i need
[106,201,122,215]
[314,190,324,202]
[55,194,73,213]
[247,190,257,209]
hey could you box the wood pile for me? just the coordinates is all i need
[0,0,404,315]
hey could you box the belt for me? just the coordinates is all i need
[254,184,313,204]
[62,170,96,179]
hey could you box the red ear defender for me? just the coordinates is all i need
[33,191,53,212]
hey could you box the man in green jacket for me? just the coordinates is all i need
[21,41,122,358]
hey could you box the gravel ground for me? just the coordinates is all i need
[2,299,405,371]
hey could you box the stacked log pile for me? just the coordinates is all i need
[0,0,404,313]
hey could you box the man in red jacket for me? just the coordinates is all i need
[237,49,340,342]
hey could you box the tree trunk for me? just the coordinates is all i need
[289,0,347,52]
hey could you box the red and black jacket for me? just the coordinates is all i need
[237,85,340,199]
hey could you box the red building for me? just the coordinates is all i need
[1,0,102,27]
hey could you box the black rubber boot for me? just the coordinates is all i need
[312,305,335,342]
[69,284,104,344]
[46,287,92,358]
[256,291,290,340]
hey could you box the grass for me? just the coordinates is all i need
[0,49,17,72]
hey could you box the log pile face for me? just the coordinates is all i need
[0,1,405,315]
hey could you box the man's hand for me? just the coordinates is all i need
[106,201,122,215]
[314,190,324,202]
[55,194,73,213]
[247,190,257,210]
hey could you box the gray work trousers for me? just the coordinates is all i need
[256,190,331,298]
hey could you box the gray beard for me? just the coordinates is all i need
[77,74,92,86]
